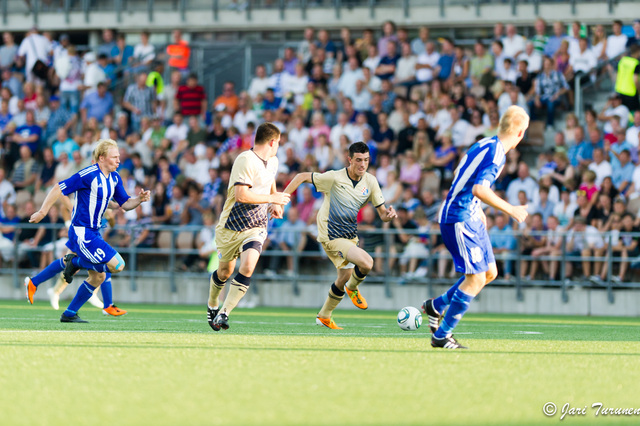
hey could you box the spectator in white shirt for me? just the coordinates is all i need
[394,41,417,86]
[491,40,508,80]
[338,56,364,101]
[606,20,628,59]
[362,44,380,74]
[17,28,52,84]
[625,110,640,148]
[502,24,526,60]
[351,80,371,112]
[82,52,106,93]
[247,64,270,101]
[232,93,259,134]
[506,162,539,205]
[415,41,439,84]
[289,116,311,154]
[0,168,16,217]
[283,63,308,106]
[588,148,613,186]
[329,112,356,152]
[498,82,528,117]
[517,42,543,74]
[164,112,189,150]
[598,93,630,134]
[569,37,597,76]
[131,31,155,71]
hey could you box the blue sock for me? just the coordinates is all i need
[434,288,474,339]
[101,273,113,308]
[63,281,97,317]
[433,276,465,313]
[72,256,109,273]
[31,258,65,286]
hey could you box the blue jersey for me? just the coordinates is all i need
[438,136,505,224]
[58,165,130,230]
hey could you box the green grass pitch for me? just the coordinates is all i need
[1,300,640,425]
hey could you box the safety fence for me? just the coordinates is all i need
[2,222,639,304]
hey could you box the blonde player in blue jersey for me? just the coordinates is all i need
[284,142,397,329]
[25,139,150,323]
[422,106,530,349]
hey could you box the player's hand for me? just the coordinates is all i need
[269,192,291,206]
[510,205,529,223]
[269,204,284,219]
[385,206,397,221]
[29,211,46,223]
[138,189,151,203]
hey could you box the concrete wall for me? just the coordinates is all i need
[4,276,639,316]
[2,2,637,32]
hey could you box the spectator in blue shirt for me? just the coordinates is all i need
[544,21,567,58]
[491,213,517,279]
[262,88,282,111]
[112,33,134,69]
[45,96,74,145]
[51,128,79,160]
[0,99,12,134]
[13,110,41,154]
[611,149,634,194]
[375,41,399,81]
[575,127,603,168]
[435,37,455,82]
[80,82,114,126]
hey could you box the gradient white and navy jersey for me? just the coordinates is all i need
[312,169,385,242]
[438,136,505,224]
[58,165,130,230]
[218,150,278,232]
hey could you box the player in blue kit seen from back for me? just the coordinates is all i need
[25,138,150,323]
[423,106,530,349]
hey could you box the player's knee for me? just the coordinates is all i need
[88,272,106,286]
[486,268,498,283]
[109,253,126,274]
[360,256,374,274]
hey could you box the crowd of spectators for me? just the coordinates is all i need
[1,19,640,282]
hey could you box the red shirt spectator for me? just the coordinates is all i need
[175,73,206,118]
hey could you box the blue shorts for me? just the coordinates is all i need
[440,220,495,275]
[66,226,118,265]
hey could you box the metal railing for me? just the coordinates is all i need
[2,223,640,304]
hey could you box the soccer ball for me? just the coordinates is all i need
[397,306,422,331]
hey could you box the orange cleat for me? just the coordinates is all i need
[344,286,368,310]
[316,315,343,330]
[102,305,127,316]
[24,277,36,305]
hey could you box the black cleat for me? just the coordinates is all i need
[431,335,468,349]
[60,314,88,323]
[63,253,80,284]
[213,312,230,330]
[422,298,442,334]
[207,307,220,331]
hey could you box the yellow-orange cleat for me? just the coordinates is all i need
[102,305,127,316]
[24,277,36,305]
[316,316,343,330]
[344,286,368,310]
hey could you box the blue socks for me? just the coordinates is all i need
[433,276,465,313]
[31,258,65,286]
[101,273,113,308]
[63,281,97,317]
[434,288,474,339]
[72,256,109,273]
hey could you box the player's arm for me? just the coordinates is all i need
[375,204,397,222]
[30,184,62,223]
[269,181,284,219]
[284,172,312,194]
[472,184,528,223]
[236,185,290,205]
[120,188,151,211]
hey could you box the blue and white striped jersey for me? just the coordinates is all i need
[58,164,130,230]
[438,136,505,224]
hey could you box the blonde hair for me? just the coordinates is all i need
[93,138,119,163]
[498,106,529,136]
